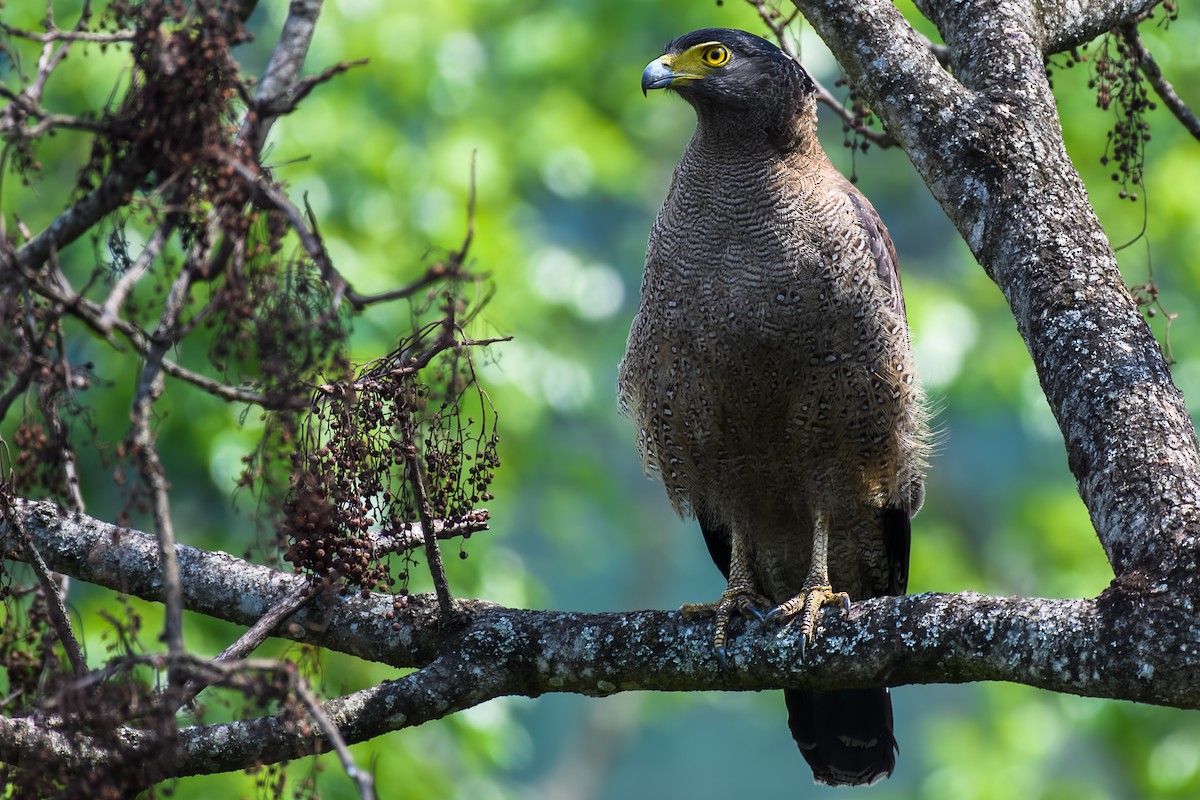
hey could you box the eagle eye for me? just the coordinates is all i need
[701,45,730,67]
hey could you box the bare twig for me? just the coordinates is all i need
[371,509,490,555]
[222,155,348,304]
[0,82,111,136]
[1121,24,1200,141]
[48,329,86,511]
[0,23,136,45]
[43,649,377,799]
[216,582,314,664]
[26,5,92,106]
[0,362,37,422]
[0,507,88,677]
[745,0,801,46]
[343,261,467,310]
[171,581,317,710]
[256,58,369,118]
[129,265,197,678]
[744,0,896,148]
[289,664,376,800]
[405,453,454,619]
[98,219,174,332]
[13,241,303,408]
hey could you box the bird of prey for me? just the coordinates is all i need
[618,28,928,786]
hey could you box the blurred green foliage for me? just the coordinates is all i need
[3,1,1200,798]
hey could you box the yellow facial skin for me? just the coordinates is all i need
[641,42,732,94]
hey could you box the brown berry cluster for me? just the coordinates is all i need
[1090,34,1155,202]
[279,286,500,597]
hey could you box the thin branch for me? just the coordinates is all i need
[98,218,174,332]
[171,653,490,778]
[343,260,466,311]
[1121,23,1200,141]
[49,328,86,512]
[256,58,369,118]
[0,23,136,44]
[12,255,304,408]
[744,0,800,50]
[405,451,454,619]
[128,265,196,678]
[172,581,317,710]
[289,664,375,800]
[0,508,88,677]
[0,97,111,137]
[745,0,896,149]
[222,155,348,305]
[26,2,92,105]
[0,361,36,422]
[371,509,489,555]
[216,581,315,663]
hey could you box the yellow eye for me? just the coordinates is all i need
[701,45,730,67]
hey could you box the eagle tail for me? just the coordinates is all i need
[784,687,897,787]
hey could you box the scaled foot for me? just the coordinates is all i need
[766,585,850,659]
[682,589,769,666]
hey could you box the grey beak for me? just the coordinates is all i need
[641,58,676,95]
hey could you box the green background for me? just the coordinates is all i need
[3,1,1200,798]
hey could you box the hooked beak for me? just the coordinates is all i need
[641,56,679,95]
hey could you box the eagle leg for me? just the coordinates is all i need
[766,509,850,659]
[682,525,769,666]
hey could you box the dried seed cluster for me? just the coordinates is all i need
[82,0,253,231]
[1090,35,1155,202]
[280,288,500,597]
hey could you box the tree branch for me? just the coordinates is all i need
[8,157,150,278]
[4,500,1199,778]
[1037,0,1166,54]
[241,0,326,154]
[1120,22,1200,141]
[6,501,1200,716]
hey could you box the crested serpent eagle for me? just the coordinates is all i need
[618,28,929,786]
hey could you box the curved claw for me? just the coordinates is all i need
[764,606,784,623]
[714,645,729,669]
[799,632,809,662]
[746,604,767,622]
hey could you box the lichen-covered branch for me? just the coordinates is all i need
[7,501,1200,712]
[1038,0,1167,54]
